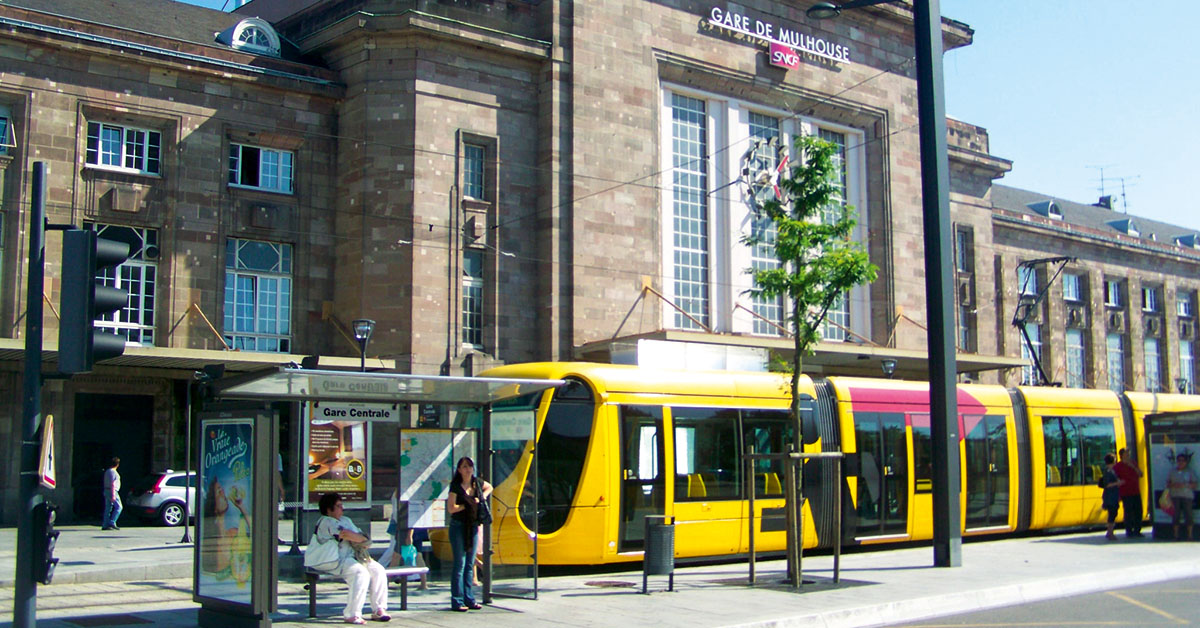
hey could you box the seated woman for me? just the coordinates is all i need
[315,492,391,624]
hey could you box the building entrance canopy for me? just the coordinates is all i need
[210,366,564,407]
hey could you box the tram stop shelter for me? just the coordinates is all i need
[193,366,563,628]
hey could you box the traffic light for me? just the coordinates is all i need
[32,501,59,585]
[58,230,131,373]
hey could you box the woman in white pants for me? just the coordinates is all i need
[315,493,390,624]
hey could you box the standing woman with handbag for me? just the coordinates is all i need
[446,456,492,611]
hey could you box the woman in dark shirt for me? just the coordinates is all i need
[1100,453,1121,541]
[446,456,492,611]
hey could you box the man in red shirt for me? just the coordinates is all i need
[1113,448,1144,538]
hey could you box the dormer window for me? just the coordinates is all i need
[216,18,281,57]
[1026,200,1062,220]
[1107,218,1139,237]
[1176,234,1200,249]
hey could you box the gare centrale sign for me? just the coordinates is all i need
[706,6,851,69]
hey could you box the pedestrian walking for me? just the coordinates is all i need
[1113,448,1143,537]
[1166,453,1197,541]
[102,457,122,530]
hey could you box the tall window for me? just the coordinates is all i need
[1063,274,1082,302]
[224,238,292,352]
[1179,290,1195,318]
[818,128,849,341]
[663,88,866,336]
[1106,333,1125,392]
[89,223,158,346]
[1066,328,1086,388]
[748,112,783,335]
[229,143,293,193]
[1181,340,1195,394]
[1020,323,1042,385]
[1104,278,1122,307]
[0,104,11,155]
[669,93,709,330]
[463,144,486,200]
[1018,265,1038,296]
[1142,286,1161,312]
[1144,338,1162,392]
[86,121,161,175]
[954,227,973,273]
[462,248,484,349]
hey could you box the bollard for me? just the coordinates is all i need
[642,515,675,593]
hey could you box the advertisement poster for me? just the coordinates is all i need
[306,402,380,505]
[197,418,254,604]
[1150,431,1200,525]
[399,429,475,528]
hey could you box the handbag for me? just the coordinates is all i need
[1159,489,1176,518]
[304,523,341,572]
[474,479,493,525]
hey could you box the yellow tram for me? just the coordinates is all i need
[471,362,1200,565]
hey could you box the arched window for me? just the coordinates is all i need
[224,18,280,57]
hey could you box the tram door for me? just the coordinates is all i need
[618,405,665,552]
[854,413,908,537]
[964,414,1010,529]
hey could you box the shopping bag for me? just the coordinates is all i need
[1158,490,1176,518]
[399,544,417,567]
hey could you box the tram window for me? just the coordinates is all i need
[526,379,594,534]
[1079,418,1116,484]
[673,407,741,500]
[911,414,932,493]
[1042,416,1116,486]
[742,409,791,496]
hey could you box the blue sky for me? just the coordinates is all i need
[942,0,1200,231]
[179,0,1200,231]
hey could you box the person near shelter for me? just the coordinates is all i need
[1100,453,1121,541]
[1113,448,1144,538]
[101,457,122,531]
[316,492,390,624]
[446,456,491,612]
[1166,453,1198,541]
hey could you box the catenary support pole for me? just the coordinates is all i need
[15,162,48,628]
[913,0,962,567]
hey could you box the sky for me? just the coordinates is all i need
[941,0,1200,231]
[178,0,1200,231]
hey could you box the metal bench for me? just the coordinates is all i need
[304,566,430,618]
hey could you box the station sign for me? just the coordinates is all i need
[706,6,851,67]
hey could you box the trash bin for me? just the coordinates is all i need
[642,515,674,593]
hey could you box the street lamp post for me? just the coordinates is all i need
[808,0,961,567]
[352,319,375,373]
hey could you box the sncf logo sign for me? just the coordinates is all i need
[769,42,801,70]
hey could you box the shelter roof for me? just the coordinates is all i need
[211,366,564,406]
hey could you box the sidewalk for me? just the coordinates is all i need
[3,524,1200,627]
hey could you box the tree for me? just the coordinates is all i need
[743,133,878,443]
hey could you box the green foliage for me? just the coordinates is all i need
[743,134,878,377]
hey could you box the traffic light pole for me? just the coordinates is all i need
[16,162,48,628]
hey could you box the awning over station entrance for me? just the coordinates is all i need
[211,366,564,407]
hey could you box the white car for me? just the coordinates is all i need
[128,470,196,526]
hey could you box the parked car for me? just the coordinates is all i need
[127,470,196,526]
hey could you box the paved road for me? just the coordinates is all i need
[894,575,1200,627]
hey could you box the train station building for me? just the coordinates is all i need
[0,0,1198,523]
